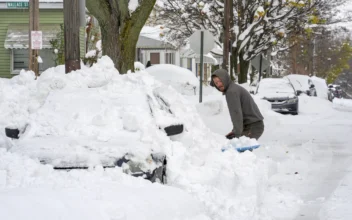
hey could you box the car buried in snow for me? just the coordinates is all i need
[253,78,299,115]
[284,74,317,97]
[4,86,184,184]
[145,64,198,96]
[327,84,343,101]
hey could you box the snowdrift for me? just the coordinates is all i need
[0,56,296,220]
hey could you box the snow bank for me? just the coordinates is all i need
[0,56,296,220]
[0,149,209,220]
[134,61,145,71]
[333,98,352,112]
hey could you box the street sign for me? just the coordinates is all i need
[251,54,270,72]
[31,31,42,50]
[7,2,29,8]
[189,30,215,55]
[189,30,215,103]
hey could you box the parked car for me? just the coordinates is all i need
[254,78,299,115]
[284,74,317,96]
[327,84,343,101]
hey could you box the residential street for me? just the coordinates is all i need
[198,93,352,219]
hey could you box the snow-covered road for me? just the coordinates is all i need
[198,94,352,220]
[1,60,351,220]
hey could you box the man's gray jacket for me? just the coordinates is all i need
[211,69,264,137]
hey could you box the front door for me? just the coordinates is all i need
[150,53,160,64]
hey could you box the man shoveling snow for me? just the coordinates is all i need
[210,69,264,140]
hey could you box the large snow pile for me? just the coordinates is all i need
[145,64,199,96]
[0,56,297,220]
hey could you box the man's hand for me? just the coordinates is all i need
[226,131,236,139]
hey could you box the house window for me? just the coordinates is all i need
[13,49,28,72]
[187,58,192,71]
[150,52,160,64]
[11,49,55,74]
[165,52,175,64]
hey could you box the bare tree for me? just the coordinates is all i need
[156,0,348,83]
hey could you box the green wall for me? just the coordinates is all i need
[0,9,85,78]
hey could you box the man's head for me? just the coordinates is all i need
[210,69,231,93]
[212,76,225,92]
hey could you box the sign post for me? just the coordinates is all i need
[251,54,270,81]
[199,31,204,103]
[31,31,42,49]
[189,30,214,103]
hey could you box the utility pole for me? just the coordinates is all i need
[222,0,230,71]
[64,0,81,73]
[28,0,39,77]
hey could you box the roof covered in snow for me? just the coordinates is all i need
[138,25,177,49]
[137,36,175,49]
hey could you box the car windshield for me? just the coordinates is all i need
[257,79,295,95]
[285,75,311,91]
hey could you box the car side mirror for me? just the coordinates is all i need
[310,84,315,88]
[296,90,302,96]
[250,91,254,94]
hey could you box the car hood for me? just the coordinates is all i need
[258,92,296,100]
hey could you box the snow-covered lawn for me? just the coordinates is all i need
[1,58,352,220]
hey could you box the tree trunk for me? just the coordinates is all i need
[87,0,156,74]
[238,52,250,84]
[222,0,230,70]
[95,19,139,74]
[231,46,239,81]
[293,43,297,74]
[230,52,236,81]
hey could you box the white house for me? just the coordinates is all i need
[137,26,222,81]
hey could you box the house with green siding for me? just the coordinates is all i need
[0,0,85,78]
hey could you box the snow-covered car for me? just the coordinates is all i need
[4,87,178,183]
[2,59,188,184]
[254,78,299,115]
[284,74,317,96]
[145,64,198,96]
[327,84,343,101]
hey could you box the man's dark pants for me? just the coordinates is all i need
[241,121,264,140]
